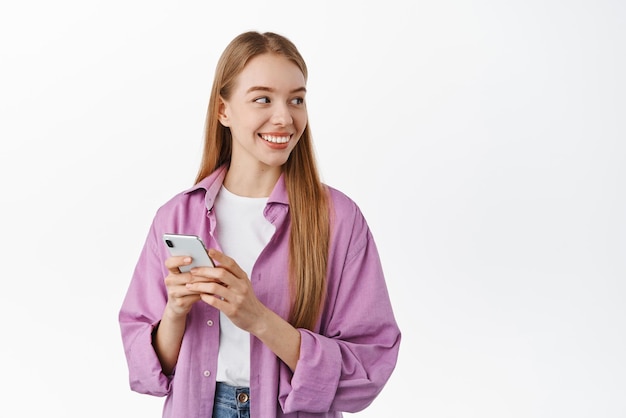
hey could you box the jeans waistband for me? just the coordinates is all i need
[214,382,250,413]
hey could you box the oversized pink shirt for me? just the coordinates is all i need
[119,167,401,417]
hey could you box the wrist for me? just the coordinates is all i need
[249,306,272,338]
[163,303,189,323]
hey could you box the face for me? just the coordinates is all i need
[218,53,308,171]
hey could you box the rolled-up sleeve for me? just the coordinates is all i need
[279,199,401,414]
[118,222,172,396]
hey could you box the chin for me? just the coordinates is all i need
[260,150,294,168]
[262,158,290,168]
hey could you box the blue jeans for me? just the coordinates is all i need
[212,382,250,418]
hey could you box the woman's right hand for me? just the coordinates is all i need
[154,256,203,375]
[163,256,202,317]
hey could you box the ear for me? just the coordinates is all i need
[217,97,230,127]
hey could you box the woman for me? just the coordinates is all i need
[119,31,401,418]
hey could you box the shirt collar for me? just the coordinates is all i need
[184,165,289,210]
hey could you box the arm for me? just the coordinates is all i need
[279,216,401,414]
[186,249,301,371]
[118,224,172,396]
[152,309,186,376]
[251,305,301,371]
[153,256,202,375]
[119,225,201,395]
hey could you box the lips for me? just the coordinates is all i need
[259,133,291,144]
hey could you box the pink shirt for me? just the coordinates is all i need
[119,167,401,417]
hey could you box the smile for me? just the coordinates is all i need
[259,134,291,144]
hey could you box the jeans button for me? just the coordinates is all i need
[237,392,249,403]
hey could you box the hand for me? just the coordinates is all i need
[185,249,269,335]
[163,256,202,317]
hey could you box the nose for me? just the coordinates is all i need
[271,104,293,126]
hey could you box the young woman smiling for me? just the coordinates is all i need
[119,31,401,418]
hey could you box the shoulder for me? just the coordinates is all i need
[153,167,225,224]
[324,185,381,265]
[325,185,372,244]
[147,186,209,236]
[326,185,364,222]
[154,188,204,218]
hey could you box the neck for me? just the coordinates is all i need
[223,163,281,197]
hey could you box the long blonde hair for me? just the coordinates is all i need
[195,31,329,330]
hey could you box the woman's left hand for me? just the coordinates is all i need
[186,249,269,335]
[188,248,301,370]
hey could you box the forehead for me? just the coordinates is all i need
[234,53,306,92]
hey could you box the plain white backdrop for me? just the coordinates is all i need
[1,1,624,417]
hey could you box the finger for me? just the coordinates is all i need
[198,292,228,311]
[164,271,194,287]
[186,281,230,299]
[208,249,247,280]
[164,256,192,274]
[190,265,235,288]
[169,287,203,299]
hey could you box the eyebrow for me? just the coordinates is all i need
[246,86,307,94]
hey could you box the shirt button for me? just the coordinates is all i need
[203,370,211,377]
[207,320,213,326]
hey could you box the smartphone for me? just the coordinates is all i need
[162,233,215,272]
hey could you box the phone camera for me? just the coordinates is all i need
[165,239,174,248]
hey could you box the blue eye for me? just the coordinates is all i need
[254,97,270,104]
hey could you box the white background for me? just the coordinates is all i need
[1,1,624,417]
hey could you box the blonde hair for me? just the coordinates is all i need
[195,31,329,330]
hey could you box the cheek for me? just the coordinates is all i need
[231,114,261,135]
[296,113,308,133]
[244,112,270,131]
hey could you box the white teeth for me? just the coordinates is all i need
[261,134,290,144]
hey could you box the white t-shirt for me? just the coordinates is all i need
[213,185,275,386]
